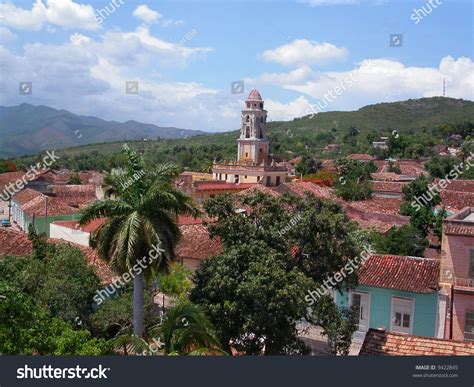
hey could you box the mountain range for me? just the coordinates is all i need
[0,104,206,158]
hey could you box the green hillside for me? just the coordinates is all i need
[10,97,474,173]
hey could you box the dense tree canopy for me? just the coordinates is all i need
[191,192,360,355]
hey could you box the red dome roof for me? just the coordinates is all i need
[247,89,263,101]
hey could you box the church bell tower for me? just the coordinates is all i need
[237,89,269,164]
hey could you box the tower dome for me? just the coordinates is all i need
[247,89,263,101]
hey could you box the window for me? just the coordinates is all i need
[245,127,250,138]
[276,176,281,186]
[260,103,263,108]
[247,103,250,108]
[266,176,271,186]
[464,310,474,341]
[246,115,250,122]
[391,297,414,334]
[234,175,239,184]
[469,250,474,278]
[245,152,248,158]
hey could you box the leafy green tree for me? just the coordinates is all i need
[308,295,356,355]
[0,282,108,355]
[159,263,193,300]
[295,156,322,176]
[373,225,428,257]
[27,224,50,261]
[334,158,373,201]
[79,147,199,337]
[0,244,100,329]
[191,192,359,355]
[425,156,458,179]
[90,288,158,339]
[400,176,445,238]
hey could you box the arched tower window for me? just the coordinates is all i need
[245,127,250,138]
[260,103,263,109]
[246,115,250,122]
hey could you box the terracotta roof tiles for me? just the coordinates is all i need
[360,328,474,356]
[358,254,440,293]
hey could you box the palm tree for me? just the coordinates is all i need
[79,147,199,337]
[109,300,225,356]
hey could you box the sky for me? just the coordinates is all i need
[0,0,472,132]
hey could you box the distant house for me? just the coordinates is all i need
[360,328,474,356]
[440,208,474,342]
[335,254,441,341]
[11,185,98,236]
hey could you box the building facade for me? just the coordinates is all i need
[335,255,441,340]
[212,89,287,187]
[440,207,474,341]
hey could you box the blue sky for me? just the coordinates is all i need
[0,0,472,132]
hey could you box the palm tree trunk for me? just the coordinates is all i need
[133,272,144,337]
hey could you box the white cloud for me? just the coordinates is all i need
[0,29,232,131]
[133,5,162,23]
[266,96,313,121]
[2,0,99,31]
[261,40,348,66]
[260,56,474,111]
[0,27,16,43]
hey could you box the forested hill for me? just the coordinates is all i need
[8,97,474,172]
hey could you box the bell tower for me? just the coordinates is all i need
[237,89,269,164]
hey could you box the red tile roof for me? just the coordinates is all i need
[441,190,474,211]
[352,218,394,234]
[371,181,407,193]
[0,228,33,256]
[52,218,106,233]
[435,179,474,193]
[347,154,375,161]
[238,185,283,198]
[360,328,474,356]
[12,188,42,205]
[274,181,335,200]
[0,171,25,192]
[347,197,402,215]
[358,254,440,293]
[195,182,256,191]
[176,224,222,261]
[247,89,262,101]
